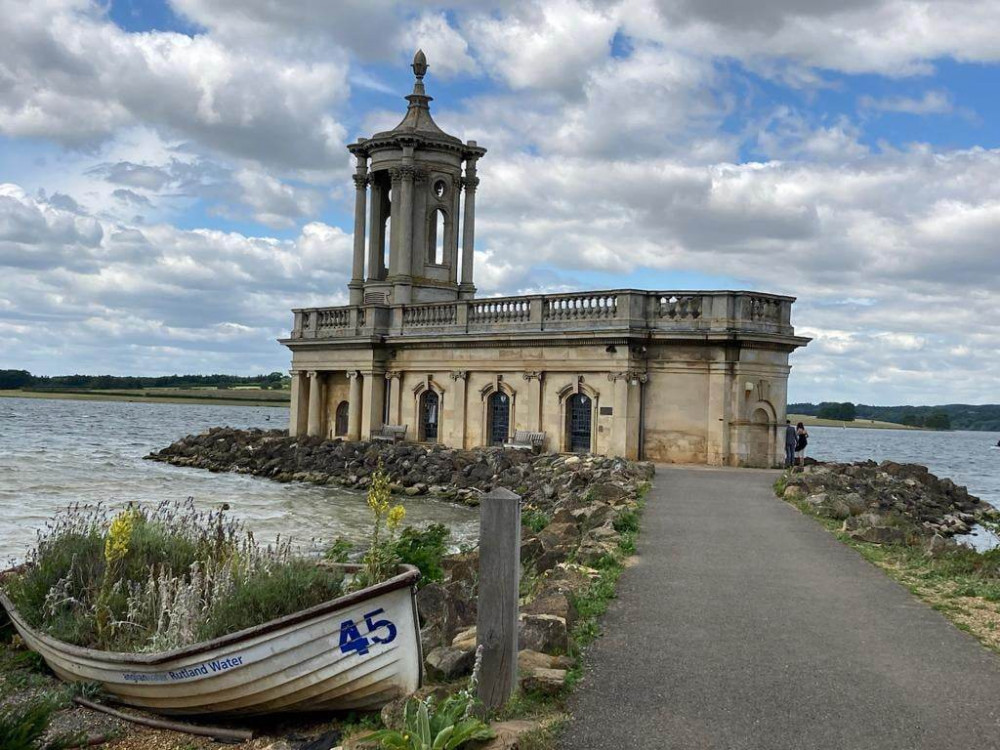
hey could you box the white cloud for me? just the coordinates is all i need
[233,169,325,229]
[629,0,1000,77]
[859,90,955,115]
[0,0,350,171]
[468,0,620,96]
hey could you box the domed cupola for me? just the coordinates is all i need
[346,51,486,305]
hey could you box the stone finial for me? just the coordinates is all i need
[412,49,428,80]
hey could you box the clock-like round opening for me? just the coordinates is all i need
[433,180,447,199]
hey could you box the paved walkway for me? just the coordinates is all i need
[561,466,1000,750]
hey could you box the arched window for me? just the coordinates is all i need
[428,209,446,265]
[419,390,440,442]
[487,391,510,446]
[335,401,349,436]
[567,393,592,453]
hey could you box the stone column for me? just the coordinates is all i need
[367,178,383,281]
[459,156,479,299]
[288,370,308,437]
[450,370,468,449]
[349,154,368,305]
[448,173,462,284]
[306,371,323,437]
[385,371,402,426]
[361,372,386,440]
[706,359,733,466]
[522,372,544,432]
[394,147,416,304]
[609,372,644,460]
[347,370,362,440]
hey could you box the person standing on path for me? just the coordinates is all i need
[784,420,797,467]
[795,421,809,466]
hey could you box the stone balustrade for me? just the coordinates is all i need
[288,289,795,341]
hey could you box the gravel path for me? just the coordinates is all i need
[561,465,1000,750]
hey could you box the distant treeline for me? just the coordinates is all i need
[790,402,1000,431]
[0,369,288,391]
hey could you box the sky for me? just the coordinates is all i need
[1,0,999,405]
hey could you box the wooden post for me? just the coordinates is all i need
[476,487,521,711]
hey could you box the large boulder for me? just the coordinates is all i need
[849,526,906,545]
[518,614,569,655]
[425,646,475,681]
[520,667,567,696]
[522,589,578,627]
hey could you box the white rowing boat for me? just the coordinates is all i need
[0,565,422,716]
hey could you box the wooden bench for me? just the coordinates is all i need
[503,430,546,452]
[372,424,407,443]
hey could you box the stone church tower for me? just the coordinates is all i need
[346,50,485,306]
[282,52,810,467]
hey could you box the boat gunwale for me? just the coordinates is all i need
[0,563,420,666]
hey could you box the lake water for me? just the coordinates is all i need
[0,397,479,563]
[3,398,999,562]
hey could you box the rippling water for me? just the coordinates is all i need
[0,397,479,563]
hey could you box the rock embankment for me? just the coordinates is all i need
[148,427,653,513]
[782,460,997,542]
[149,427,655,699]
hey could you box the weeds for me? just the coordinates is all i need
[522,509,551,536]
[2,499,344,652]
[0,698,83,750]
[393,524,450,586]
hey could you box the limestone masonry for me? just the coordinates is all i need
[281,51,810,466]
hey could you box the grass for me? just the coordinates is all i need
[0,388,289,408]
[775,474,1000,653]
[787,413,918,430]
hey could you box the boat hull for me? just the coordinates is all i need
[1,566,422,716]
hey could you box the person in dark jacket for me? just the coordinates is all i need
[784,420,797,468]
[795,422,809,466]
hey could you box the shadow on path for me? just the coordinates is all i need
[559,466,1000,750]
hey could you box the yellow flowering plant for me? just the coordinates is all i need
[357,463,407,588]
[95,506,142,644]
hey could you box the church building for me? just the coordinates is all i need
[281,51,809,467]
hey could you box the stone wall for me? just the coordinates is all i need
[288,338,794,467]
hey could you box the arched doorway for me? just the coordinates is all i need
[334,401,349,437]
[748,408,771,468]
[420,390,440,443]
[567,393,592,453]
[488,391,510,446]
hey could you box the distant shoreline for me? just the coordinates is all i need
[0,388,290,408]
[787,413,923,431]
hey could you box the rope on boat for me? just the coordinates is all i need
[73,697,254,743]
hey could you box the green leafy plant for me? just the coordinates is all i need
[393,524,450,586]
[369,647,494,750]
[324,537,354,564]
[0,698,83,750]
[521,508,550,535]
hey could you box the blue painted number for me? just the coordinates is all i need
[338,620,370,656]
[364,608,397,645]
[338,609,397,657]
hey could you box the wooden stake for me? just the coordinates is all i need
[476,486,521,711]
